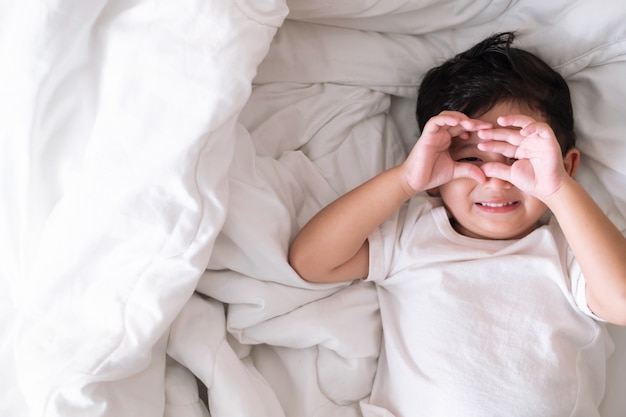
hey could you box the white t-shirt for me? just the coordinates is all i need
[362,197,613,417]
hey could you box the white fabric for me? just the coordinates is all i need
[365,199,612,416]
[192,81,402,416]
[285,0,511,33]
[1,0,287,416]
[2,0,626,416]
[167,294,286,417]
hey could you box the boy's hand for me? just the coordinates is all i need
[477,115,570,200]
[401,111,491,195]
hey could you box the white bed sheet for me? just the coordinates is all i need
[2,0,626,416]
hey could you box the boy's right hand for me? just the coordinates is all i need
[400,111,492,195]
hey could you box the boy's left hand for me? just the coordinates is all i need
[476,114,570,201]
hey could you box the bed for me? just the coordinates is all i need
[1,0,625,416]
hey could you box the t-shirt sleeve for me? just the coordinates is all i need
[366,226,386,283]
[366,196,438,283]
[366,208,400,283]
[568,246,607,322]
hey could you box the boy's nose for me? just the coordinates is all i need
[484,176,513,190]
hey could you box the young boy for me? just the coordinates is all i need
[288,33,626,416]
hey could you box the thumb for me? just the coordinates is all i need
[454,162,486,184]
[480,162,512,182]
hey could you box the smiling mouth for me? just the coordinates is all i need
[476,201,519,208]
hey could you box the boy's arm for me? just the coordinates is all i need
[289,112,490,283]
[288,166,412,283]
[545,178,626,325]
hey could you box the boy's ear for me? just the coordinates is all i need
[563,148,581,177]
[427,187,440,196]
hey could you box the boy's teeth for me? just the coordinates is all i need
[480,202,515,207]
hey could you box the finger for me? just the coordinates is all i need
[432,111,493,131]
[496,114,536,129]
[447,119,493,140]
[477,141,518,159]
[425,114,491,137]
[461,117,492,128]
[477,127,524,146]
[497,116,556,140]
[519,122,555,139]
[447,124,470,138]
[424,114,462,134]
[480,161,513,183]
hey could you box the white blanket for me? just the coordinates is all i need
[2,0,626,416]
[1,0,286,416]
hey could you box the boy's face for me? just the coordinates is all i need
[439,101,550,240]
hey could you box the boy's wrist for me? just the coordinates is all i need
[396,164,423,199]
[542,176,582,212]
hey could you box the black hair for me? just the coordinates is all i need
[415,32,576,154]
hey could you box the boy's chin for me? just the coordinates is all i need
[459,224,536,240]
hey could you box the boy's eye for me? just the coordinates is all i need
[457,157,483,163]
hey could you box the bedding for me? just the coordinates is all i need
[1,0,625,416]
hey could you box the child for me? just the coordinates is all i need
[288,32,626,416]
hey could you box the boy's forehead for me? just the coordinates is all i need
[475,100,546,123]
